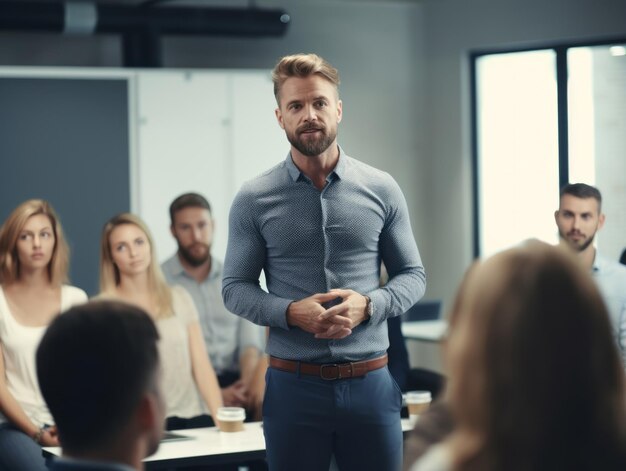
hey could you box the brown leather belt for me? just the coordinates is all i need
[269,354,388,380]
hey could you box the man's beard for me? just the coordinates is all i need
[178,242,210,267]
[287,123,337,157]
[559,229,596,253]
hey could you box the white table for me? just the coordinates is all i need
[401,320,447,343]
[43,423,265,469]
[44,420,417,469]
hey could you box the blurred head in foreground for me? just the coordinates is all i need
[445,240,626,471]
[37,300,164,470]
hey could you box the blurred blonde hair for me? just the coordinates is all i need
[0,199,69,286]
[99,213,173,319]
[446,240,626,471]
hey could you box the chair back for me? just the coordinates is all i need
[402,300,442,322]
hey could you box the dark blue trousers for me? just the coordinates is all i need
[263,365,403,471]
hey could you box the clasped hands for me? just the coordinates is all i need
[35,425,59,446]
[221,380,248,408]
[286,289,369,339]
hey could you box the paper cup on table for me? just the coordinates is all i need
[217,407,245,432]
[405,391,432,416]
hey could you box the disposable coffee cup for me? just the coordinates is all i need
[405,391,432,416]
[217,407,245,432]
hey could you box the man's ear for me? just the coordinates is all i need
[275,107,285,130]
[554,210,559,223]
[170,225,176,239]
[135,390,164,457]
[598,213,606,231]
[136,393,159,431]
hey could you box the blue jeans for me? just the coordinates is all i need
[0,422,49,471]
[263,365,403,471]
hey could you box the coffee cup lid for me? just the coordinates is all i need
[405,391,432,402]
[217,407,246,422]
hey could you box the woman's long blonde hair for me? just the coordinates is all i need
[0,199,69,286]
[99,213,173,319]
[446,240,626,471]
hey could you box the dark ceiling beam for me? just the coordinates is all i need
[0,1,290,37]
[0,1,291,67]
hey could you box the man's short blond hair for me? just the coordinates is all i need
[271,53,340,104]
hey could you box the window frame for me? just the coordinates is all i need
[470,36,626,257]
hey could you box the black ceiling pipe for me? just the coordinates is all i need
[0,1,290,67]
[0,1,290,37]
[122,27,163,68]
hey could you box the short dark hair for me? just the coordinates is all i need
[560,183,602,211]
[37,300,160,455]
[169,193,212,225]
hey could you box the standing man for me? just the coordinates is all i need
[37,300,164,471]
[223,53,426,470]
[162,193,264,410]
[555,183,626,365]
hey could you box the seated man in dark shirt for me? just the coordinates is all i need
[37,300,165,471]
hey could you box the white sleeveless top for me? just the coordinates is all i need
[0,285,88,427]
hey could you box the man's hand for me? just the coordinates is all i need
[287,292,351,338]
[221,381,248,407]
[315,289,369,339]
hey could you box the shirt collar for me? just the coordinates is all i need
[284,145,346,183]
[167,254,187,277]
[207,256,222,280]
[592,252,606,273]
[169,253,219,281]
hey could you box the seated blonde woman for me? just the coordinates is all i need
[410,240,626,471]
[99,213,222,430]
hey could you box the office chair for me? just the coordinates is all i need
[402,299,442,322]
[388,301,445,401]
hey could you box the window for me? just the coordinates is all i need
[472,39,626,260]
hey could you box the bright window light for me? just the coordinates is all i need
[609,45,626,56]
[567,47,596,185]
[476,50,559,257]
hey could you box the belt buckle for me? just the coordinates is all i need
[320,363,340,380]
